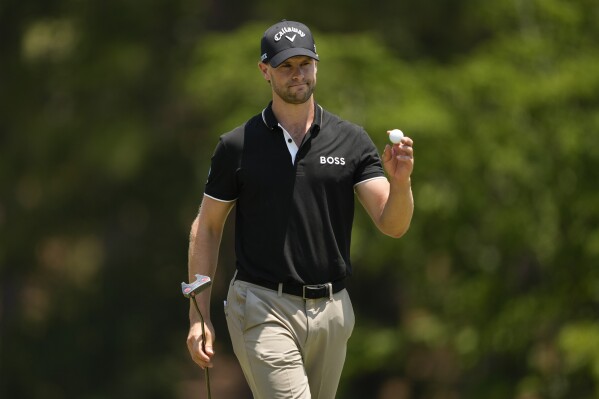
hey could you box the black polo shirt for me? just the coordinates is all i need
[204,102,385,285]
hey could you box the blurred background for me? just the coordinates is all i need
[1,0,599,398]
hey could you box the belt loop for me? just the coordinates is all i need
[277,283,283,297]
[327,282,333,301]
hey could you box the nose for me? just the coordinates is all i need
[291,65,304,80]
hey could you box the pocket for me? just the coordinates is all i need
[341,290,356,339]
[242,287,286,333]
[243,289,270,332]
[225,281,247,327]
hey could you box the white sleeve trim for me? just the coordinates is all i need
[203,193,237,203]
[353,176,387,188]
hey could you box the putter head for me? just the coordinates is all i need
[181,274,212,298]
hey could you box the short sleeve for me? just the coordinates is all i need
[353,129,385,185]
[204,137,240,202]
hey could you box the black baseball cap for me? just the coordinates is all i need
[260,20,319,68]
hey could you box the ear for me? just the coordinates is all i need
[258,62,270,82]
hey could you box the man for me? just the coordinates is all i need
[187,20,414,399]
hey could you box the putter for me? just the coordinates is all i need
[181,274,213,399]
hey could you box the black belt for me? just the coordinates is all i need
[235,271,345,299]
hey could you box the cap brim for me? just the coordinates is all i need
[269,48,319,68]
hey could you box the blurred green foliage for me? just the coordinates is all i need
[2,0,599,398]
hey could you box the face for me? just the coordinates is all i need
[259,56,318,105]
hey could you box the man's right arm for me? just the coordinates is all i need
[187,194,235,369]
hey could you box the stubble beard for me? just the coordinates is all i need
[272,79,316,105]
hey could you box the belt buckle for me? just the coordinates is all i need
[302,284,320,299]
[302,283,333,300]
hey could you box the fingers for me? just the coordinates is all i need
[382,136,414,183]
[394,138,414,160]
[187,325,215,369]
[384,137,413,162]
[382,144,393,163]
[188,337,214,369]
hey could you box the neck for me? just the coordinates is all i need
[272,96,315,139]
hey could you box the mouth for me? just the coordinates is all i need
[289,82,308,89]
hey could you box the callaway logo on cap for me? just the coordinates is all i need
[261,20,319,67]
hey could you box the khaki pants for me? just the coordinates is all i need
[225,279,355,399]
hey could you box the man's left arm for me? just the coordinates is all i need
[355,136,414,238]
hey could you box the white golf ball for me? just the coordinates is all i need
[388,129,404,144]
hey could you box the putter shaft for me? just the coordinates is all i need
[191,296,212,399]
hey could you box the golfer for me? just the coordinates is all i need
[187,20,414,399]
